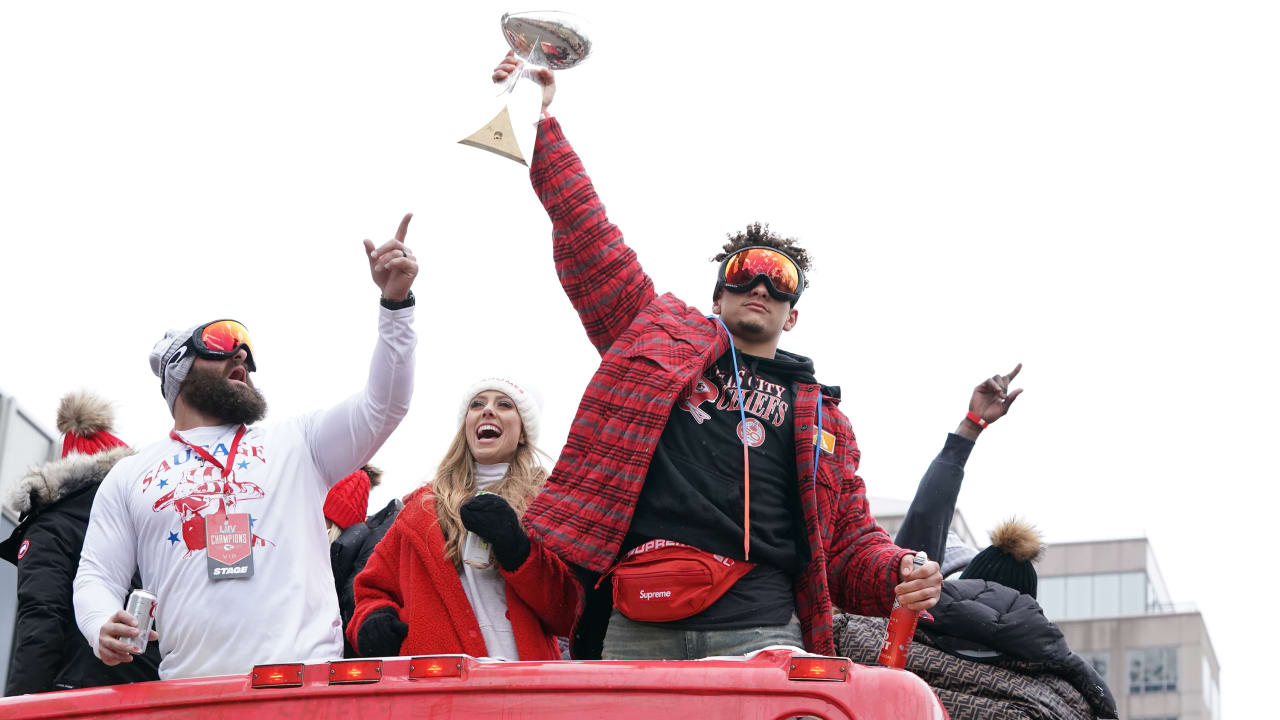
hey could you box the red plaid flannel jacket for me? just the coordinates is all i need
[524,117,912,655]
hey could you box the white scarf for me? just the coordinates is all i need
[458,462,519,661]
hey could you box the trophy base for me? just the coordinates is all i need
[459,106,527,166]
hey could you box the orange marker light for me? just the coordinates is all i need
[409,656,464,678]
[250,663,304,689]
[787,657,848,682]
[329,660,382,685]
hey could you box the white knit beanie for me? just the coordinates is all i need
[149,324,200,416]
[457,377,542,446]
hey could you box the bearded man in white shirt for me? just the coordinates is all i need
[73,215,419,680]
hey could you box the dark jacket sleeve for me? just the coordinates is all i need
[6,518,77,695]
[356,502,402,577]
[336,500,402,630]
[892,433,975,565]
[332,523,371,628]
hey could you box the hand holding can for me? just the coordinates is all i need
[96,597,158,666]
[462,492,495,569]
[123,589,158,654]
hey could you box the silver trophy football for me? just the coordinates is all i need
[459,11,592,165]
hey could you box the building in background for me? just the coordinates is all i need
[1040,538,1220,720]
[0,388,60,694]
[871,498,1221,720]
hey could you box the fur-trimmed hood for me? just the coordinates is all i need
[4,446,135,519]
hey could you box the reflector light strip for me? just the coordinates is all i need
[787,657,849,682]
[251,663,305,689]
[409,656,464,678]
[329,659,383,685]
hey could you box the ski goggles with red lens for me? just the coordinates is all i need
[716,246,805,304]
[190,319,256,371]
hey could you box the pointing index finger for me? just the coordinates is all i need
[1005,362,1023,381]
[394,213,413,245]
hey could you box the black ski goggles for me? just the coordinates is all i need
[715,246,805,304]
[189,319,257,372]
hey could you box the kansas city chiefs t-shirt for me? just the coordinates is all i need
[625,349,814,629]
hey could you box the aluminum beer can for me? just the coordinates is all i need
[462,531,493,569]
[124,589,157,653]
[462,491,495,569]
[877,551,927,668]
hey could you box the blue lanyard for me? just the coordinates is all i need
[710,316,752,560]
[812,391,824,490]
[706,316,826,556]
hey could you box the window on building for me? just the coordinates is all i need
[1040,571,1152,619]
[1092,572,1121,617]
[1080,650,1109,683]
[1128,646,1178,694]
[1066,574,1093,618]
[1120,571,1147,615]
[1039,576,1065,619]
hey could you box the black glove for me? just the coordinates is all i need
[355,607,408,657]
[459,493,531,571]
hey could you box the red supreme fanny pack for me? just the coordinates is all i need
[607,540,754,623]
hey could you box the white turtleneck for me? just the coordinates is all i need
[458,462,519,661]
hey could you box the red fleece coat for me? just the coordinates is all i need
[348,486,582,659]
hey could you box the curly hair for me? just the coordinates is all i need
[712,222,812,303]
[713,222,812,284]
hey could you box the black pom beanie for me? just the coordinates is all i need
[959,518,1044,597]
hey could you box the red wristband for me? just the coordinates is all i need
[965,411,988,429]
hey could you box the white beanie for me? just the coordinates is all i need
[457,377,542,446]
[149,325,200,416]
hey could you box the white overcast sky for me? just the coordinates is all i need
[1,2,1276,715]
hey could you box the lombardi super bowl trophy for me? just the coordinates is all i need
[459,11,591,165]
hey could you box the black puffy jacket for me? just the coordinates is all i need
[1,448,160,695]
[919,579,1117,719]
[330,498,402,657]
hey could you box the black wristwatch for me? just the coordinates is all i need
[380,291,415,310]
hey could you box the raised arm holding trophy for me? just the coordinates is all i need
[490,46,944,661]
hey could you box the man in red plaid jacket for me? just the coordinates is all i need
[496,54,943,660]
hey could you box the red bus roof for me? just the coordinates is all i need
[0,648,947,720]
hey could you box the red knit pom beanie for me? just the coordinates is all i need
[323,469,371,529]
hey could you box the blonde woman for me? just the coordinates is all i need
[348,378,581,660]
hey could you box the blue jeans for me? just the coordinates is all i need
[602,610,805,660]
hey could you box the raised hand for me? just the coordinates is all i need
[492,50,556,111]
[960,363,1023,437]
[363,213,417,302]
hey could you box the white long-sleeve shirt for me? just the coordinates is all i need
[74,305,415,680]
